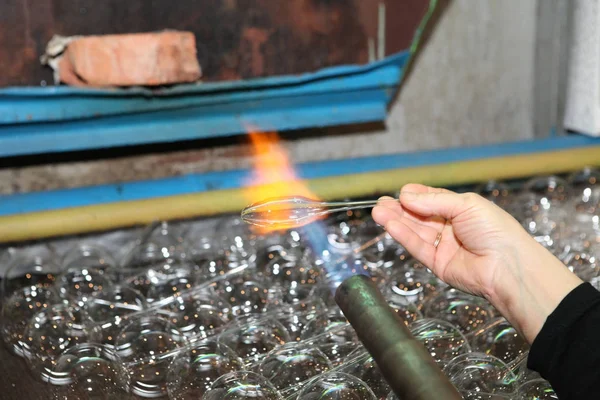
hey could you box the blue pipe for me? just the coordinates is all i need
[0,53,408,158]
[1,134,599,217]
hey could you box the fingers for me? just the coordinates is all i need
[377,196,403,217]
[374,204,440,241]
[375,196,442,230]
[385,219,436,266]
[400,189,475,220]
[372,204,399,228]
[401,184,452,195]
[374,191,449,232]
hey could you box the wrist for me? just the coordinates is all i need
[485,235,583,344]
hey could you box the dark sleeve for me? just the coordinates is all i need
[527,282,600,400]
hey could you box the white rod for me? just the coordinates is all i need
[368,37,376,62]
[378,2,386,60]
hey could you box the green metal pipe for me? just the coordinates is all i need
[335,274,461,400]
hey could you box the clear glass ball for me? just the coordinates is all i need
[520,205,568,238]
[22,304,101,381]
[213,276,270,316]
[218,316,290,366]
[302,323,358,367]
[184,222,217,267]
[476,180,512,208]
[115,315,187,398]
[297,372,377,400]
[115,315,186,360]
[475,180,510,200]
[256,241,305,271]
[258,343,332,392]
[214,216,258,264]
[317,342,358,368]
[460,392,514,399]
[516,379,557,400]
[157,291,232,339]
[84,285,146,348]
[386,265,446,308]
[49,343,130,399]
[568,167,600,203]
[361,242,406,272]
[410,318,471,367]
[258,258,321,290]
[1,285,60,356]
[196,255,240,281]
[470,318,530,365]
[512,177,571,240]
[555,230,600,261]
[339,351,391,398]
[2,255,62,299]
[570,187,600,232]
[423,288,496,334]
[57,267,111,307]
[166,339,244,399]
[125,261,196,298]
[443,353,517,395]
[322,257,371,293]
[62,243,117,272]
[512,356,542,385]
[146,274,197,303]
[387,296,423,326]
[523,176,572,204]
[300,310,351,340]
[325,221,360,254]
[271,299,327,342]
[202,371,281,400]
[278,283,320,306]
[562,251,600,283]
[122,221,187,269]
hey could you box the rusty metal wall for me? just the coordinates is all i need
[0,1,539,196]
[0,0,427,86]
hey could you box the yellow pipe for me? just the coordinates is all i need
[1,146,600,244]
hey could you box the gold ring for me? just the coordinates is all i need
[433,232,443,248]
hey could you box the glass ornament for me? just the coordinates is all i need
[202,371,282,400]
[423,288,496,334]
[50,343,130,399]
[516,379,557,400]
[22,304,101,381]
[2,254,61,299]
[57,267,111,307]
[1,285,60,357]
[62,243,117,272]
[443,353,517,395]
[166,339,244,399]
[297,371,377,400]
[84,285,146,348]
[218,316,290,366]
[470,318,529,365]
[476,180,512,209]
[410,318,471,367]
[115,315,187,398]
[258,343,331,392]
[157,289,232,339]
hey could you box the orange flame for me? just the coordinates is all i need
[243,129,321,233]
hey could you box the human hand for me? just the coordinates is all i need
[372,183,582,343]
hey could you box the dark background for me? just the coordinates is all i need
[0,0,428,87]
[0,3,431,397]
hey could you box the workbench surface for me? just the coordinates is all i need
[0,344,48,400]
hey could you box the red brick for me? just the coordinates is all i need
[59,31,201,87]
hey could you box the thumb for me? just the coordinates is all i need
[399,190,472,220]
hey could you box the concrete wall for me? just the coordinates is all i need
[289,0,537,160]
[0,0,538,195]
